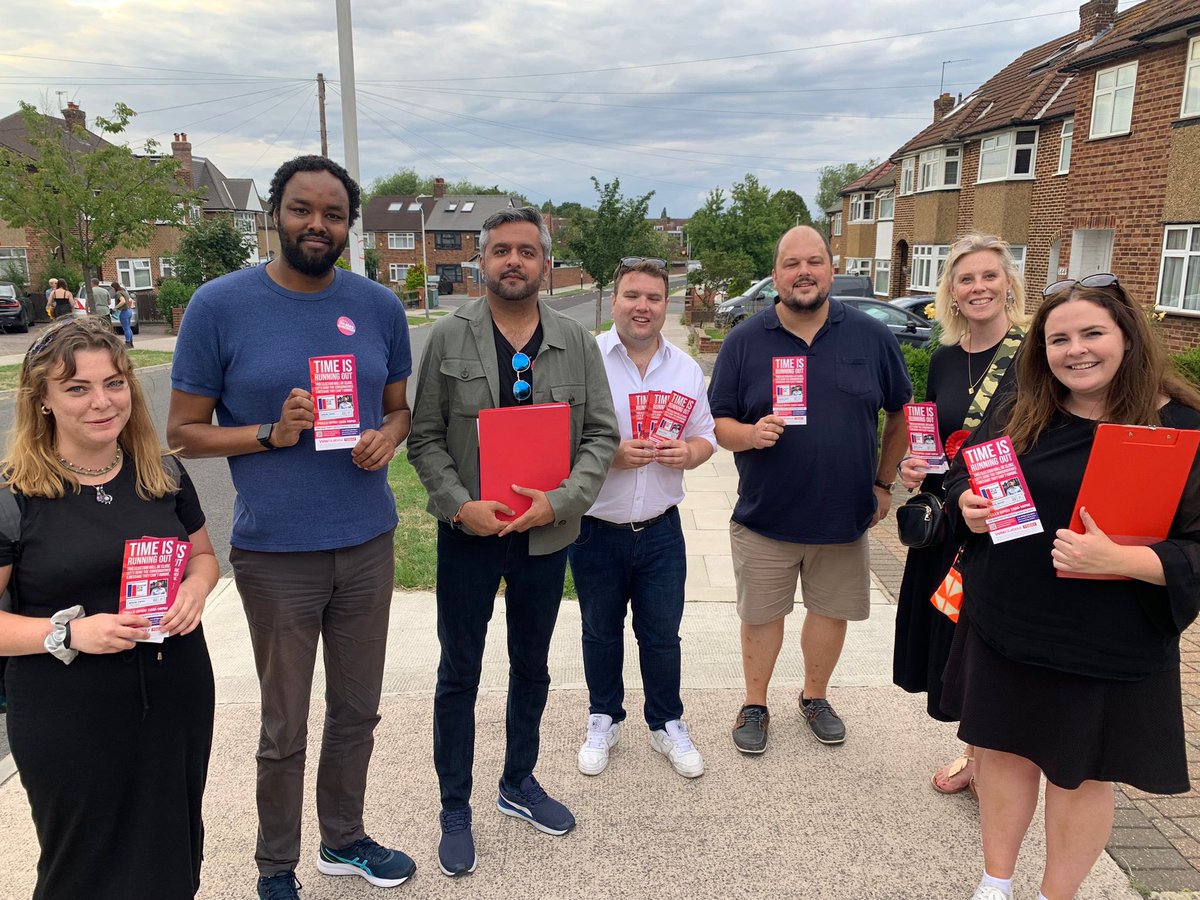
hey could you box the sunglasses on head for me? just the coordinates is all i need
[1042,273,1119,298]
[614,256,668,278]
[511,351,531,403]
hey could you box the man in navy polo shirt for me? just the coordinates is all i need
[708,225,910,753]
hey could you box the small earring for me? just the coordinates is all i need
[950,303,960,316]
[1005,291,1015,309]
[40,404,50,415]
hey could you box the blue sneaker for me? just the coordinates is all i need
[257,871,302,899]
[438,806,477,876]
[316,835,415,887]
[496,775,576,835]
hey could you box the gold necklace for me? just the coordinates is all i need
[966,337,1003,395]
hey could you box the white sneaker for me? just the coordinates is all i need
[650,719,705,778]
[969,886,1010,900]
[577,713,620,775]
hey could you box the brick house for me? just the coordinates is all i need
[361,179,516,297]
[881,0,1200,349]
[826,201,844,268]
[0,104,273,307]
[835,161,896,296]
[648,217,690,257]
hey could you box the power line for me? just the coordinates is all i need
[0,52,302,81]
[248,86,317,169]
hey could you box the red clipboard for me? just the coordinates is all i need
[478,402,571,521]
[1059,423,1200,579]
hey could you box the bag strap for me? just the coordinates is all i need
[962,326,1024,431]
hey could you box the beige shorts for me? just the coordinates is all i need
[730,521,871,625]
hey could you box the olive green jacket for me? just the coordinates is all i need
[408,297,618,555]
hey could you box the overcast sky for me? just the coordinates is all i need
[0,0,1136,218]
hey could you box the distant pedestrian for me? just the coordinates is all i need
[89,277,111,318]
[111,281,134,347]
[47,280,73,320]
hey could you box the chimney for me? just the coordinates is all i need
[433,177,446,199]
[1079,0,1117,40]
[171,132,193,187]
[933,92,955,123]
[61,101,85,131]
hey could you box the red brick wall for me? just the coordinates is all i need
[1024,121,1071,313]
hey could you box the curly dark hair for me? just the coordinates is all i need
[267,155,361,226]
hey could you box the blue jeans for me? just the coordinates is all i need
[118,309,133,344]
[433,522,568,810]
[567,508,686,730]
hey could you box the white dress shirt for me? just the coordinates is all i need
[586,328,717,524]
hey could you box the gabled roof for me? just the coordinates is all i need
[192,157,262,213]
[361,195,435,232]
[424,194,515,232]
[840,160,896,196]
[0,109,111,160]
[1063,0,1200,71]
[825,201,842,215]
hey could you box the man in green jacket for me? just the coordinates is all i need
[408,206,618,878]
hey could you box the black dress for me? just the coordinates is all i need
[941,403,1200,792]
[4,460,215,900]
[892,341,1017,720]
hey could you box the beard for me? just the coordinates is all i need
[280,229,347,277]
[486,268,543,302]
[779,284,828,313]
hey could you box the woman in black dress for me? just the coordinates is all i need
[943,277,1200,900]
[893,234,1027,794]
[0,316,219,900]
[47,280,74,320]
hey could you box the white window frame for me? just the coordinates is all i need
[1157,225,1200,314]
[873,259,890,296]
[911,244,950,291]
[849,192,875,224]
[234,212,256,235]
[117,258,152,290]
[1183,37,1200,118]
[900,157,916,195]
[918,146,960,191]
[876,189,894,221]
[977,128,1038,183]
[845,257,872,276]
[160,257,177,280]
[1008,245,1027,275]
[363,232,376,250]
[832,212,843,236]
[1090,61,1137,138]
[0,247,29,279]
[387,232,415,250]
[1057,119,1074,174]
[388,263,410,283]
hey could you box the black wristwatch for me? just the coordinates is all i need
[874,478,895,491]
[257,422,279,450]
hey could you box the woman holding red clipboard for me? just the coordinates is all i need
[943,276,1200,900]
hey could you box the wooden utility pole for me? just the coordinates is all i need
[317,73,329,158]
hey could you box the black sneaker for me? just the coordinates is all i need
[496,775,576,835]
[732,704,769,754]
[439,806,477,877]
[800,695,846,745]
[257,871,302,900]
[316,835,416,887]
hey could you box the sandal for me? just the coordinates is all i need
[931,754,974,795]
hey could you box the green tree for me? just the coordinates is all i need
[565,177,667,329]
[0,102,195,294]
[813,160,878,233]
[770,189,812,230]
[364,247,380,282]
[686,175,798,278]
[366,168,530,206]
[686,249,755,319]
[173,215,249,286]
[660,206,668,219]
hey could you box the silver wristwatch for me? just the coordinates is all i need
[44,605,85,664]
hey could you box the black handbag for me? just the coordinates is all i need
[896,492,947,548]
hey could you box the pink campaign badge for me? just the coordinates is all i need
[337,316,356,336]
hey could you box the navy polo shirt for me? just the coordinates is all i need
[708,298,911,544]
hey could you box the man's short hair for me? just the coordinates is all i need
[268,155,361,226]
[478,207,551,259]
[90,277,99,284]
[772,227,834,270]
[614,259,669,296]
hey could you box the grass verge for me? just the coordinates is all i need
[389,450,576,597]
[0,348,174,392]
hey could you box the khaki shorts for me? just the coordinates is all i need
[730,521,871,625]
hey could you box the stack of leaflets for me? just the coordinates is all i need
[961,436,1043,543]
[118,536,193,642]
[904,402,948,473]
[628,391,695,443]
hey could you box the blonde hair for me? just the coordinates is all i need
[3,316,178,499]
[934,234,1029,346]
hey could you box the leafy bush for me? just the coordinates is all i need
[1173,348,1200,388]
[42,259,83,295]
[157,279,197,321]
[902,344,932,403]
[404,263,426,294]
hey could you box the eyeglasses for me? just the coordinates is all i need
[512,351,531,402]
[613,256,668,281]
[1043,273,1119,298]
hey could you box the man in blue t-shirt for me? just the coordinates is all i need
[168,156,415,899]
[708,225,911,754]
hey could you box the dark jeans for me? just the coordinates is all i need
[567,508,686,731]
[434,522,568,810]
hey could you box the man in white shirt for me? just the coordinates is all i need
[568,257,716,779]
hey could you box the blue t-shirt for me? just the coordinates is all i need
[708,299,911,544]
[171,265,412,552]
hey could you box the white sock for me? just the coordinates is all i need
[980,872,1012,896]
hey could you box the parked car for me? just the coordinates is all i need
[831,274,873,297]
[0,281,33,333]
[890,294,937,322]
[835,296,933,347]
[714,276,778,327]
